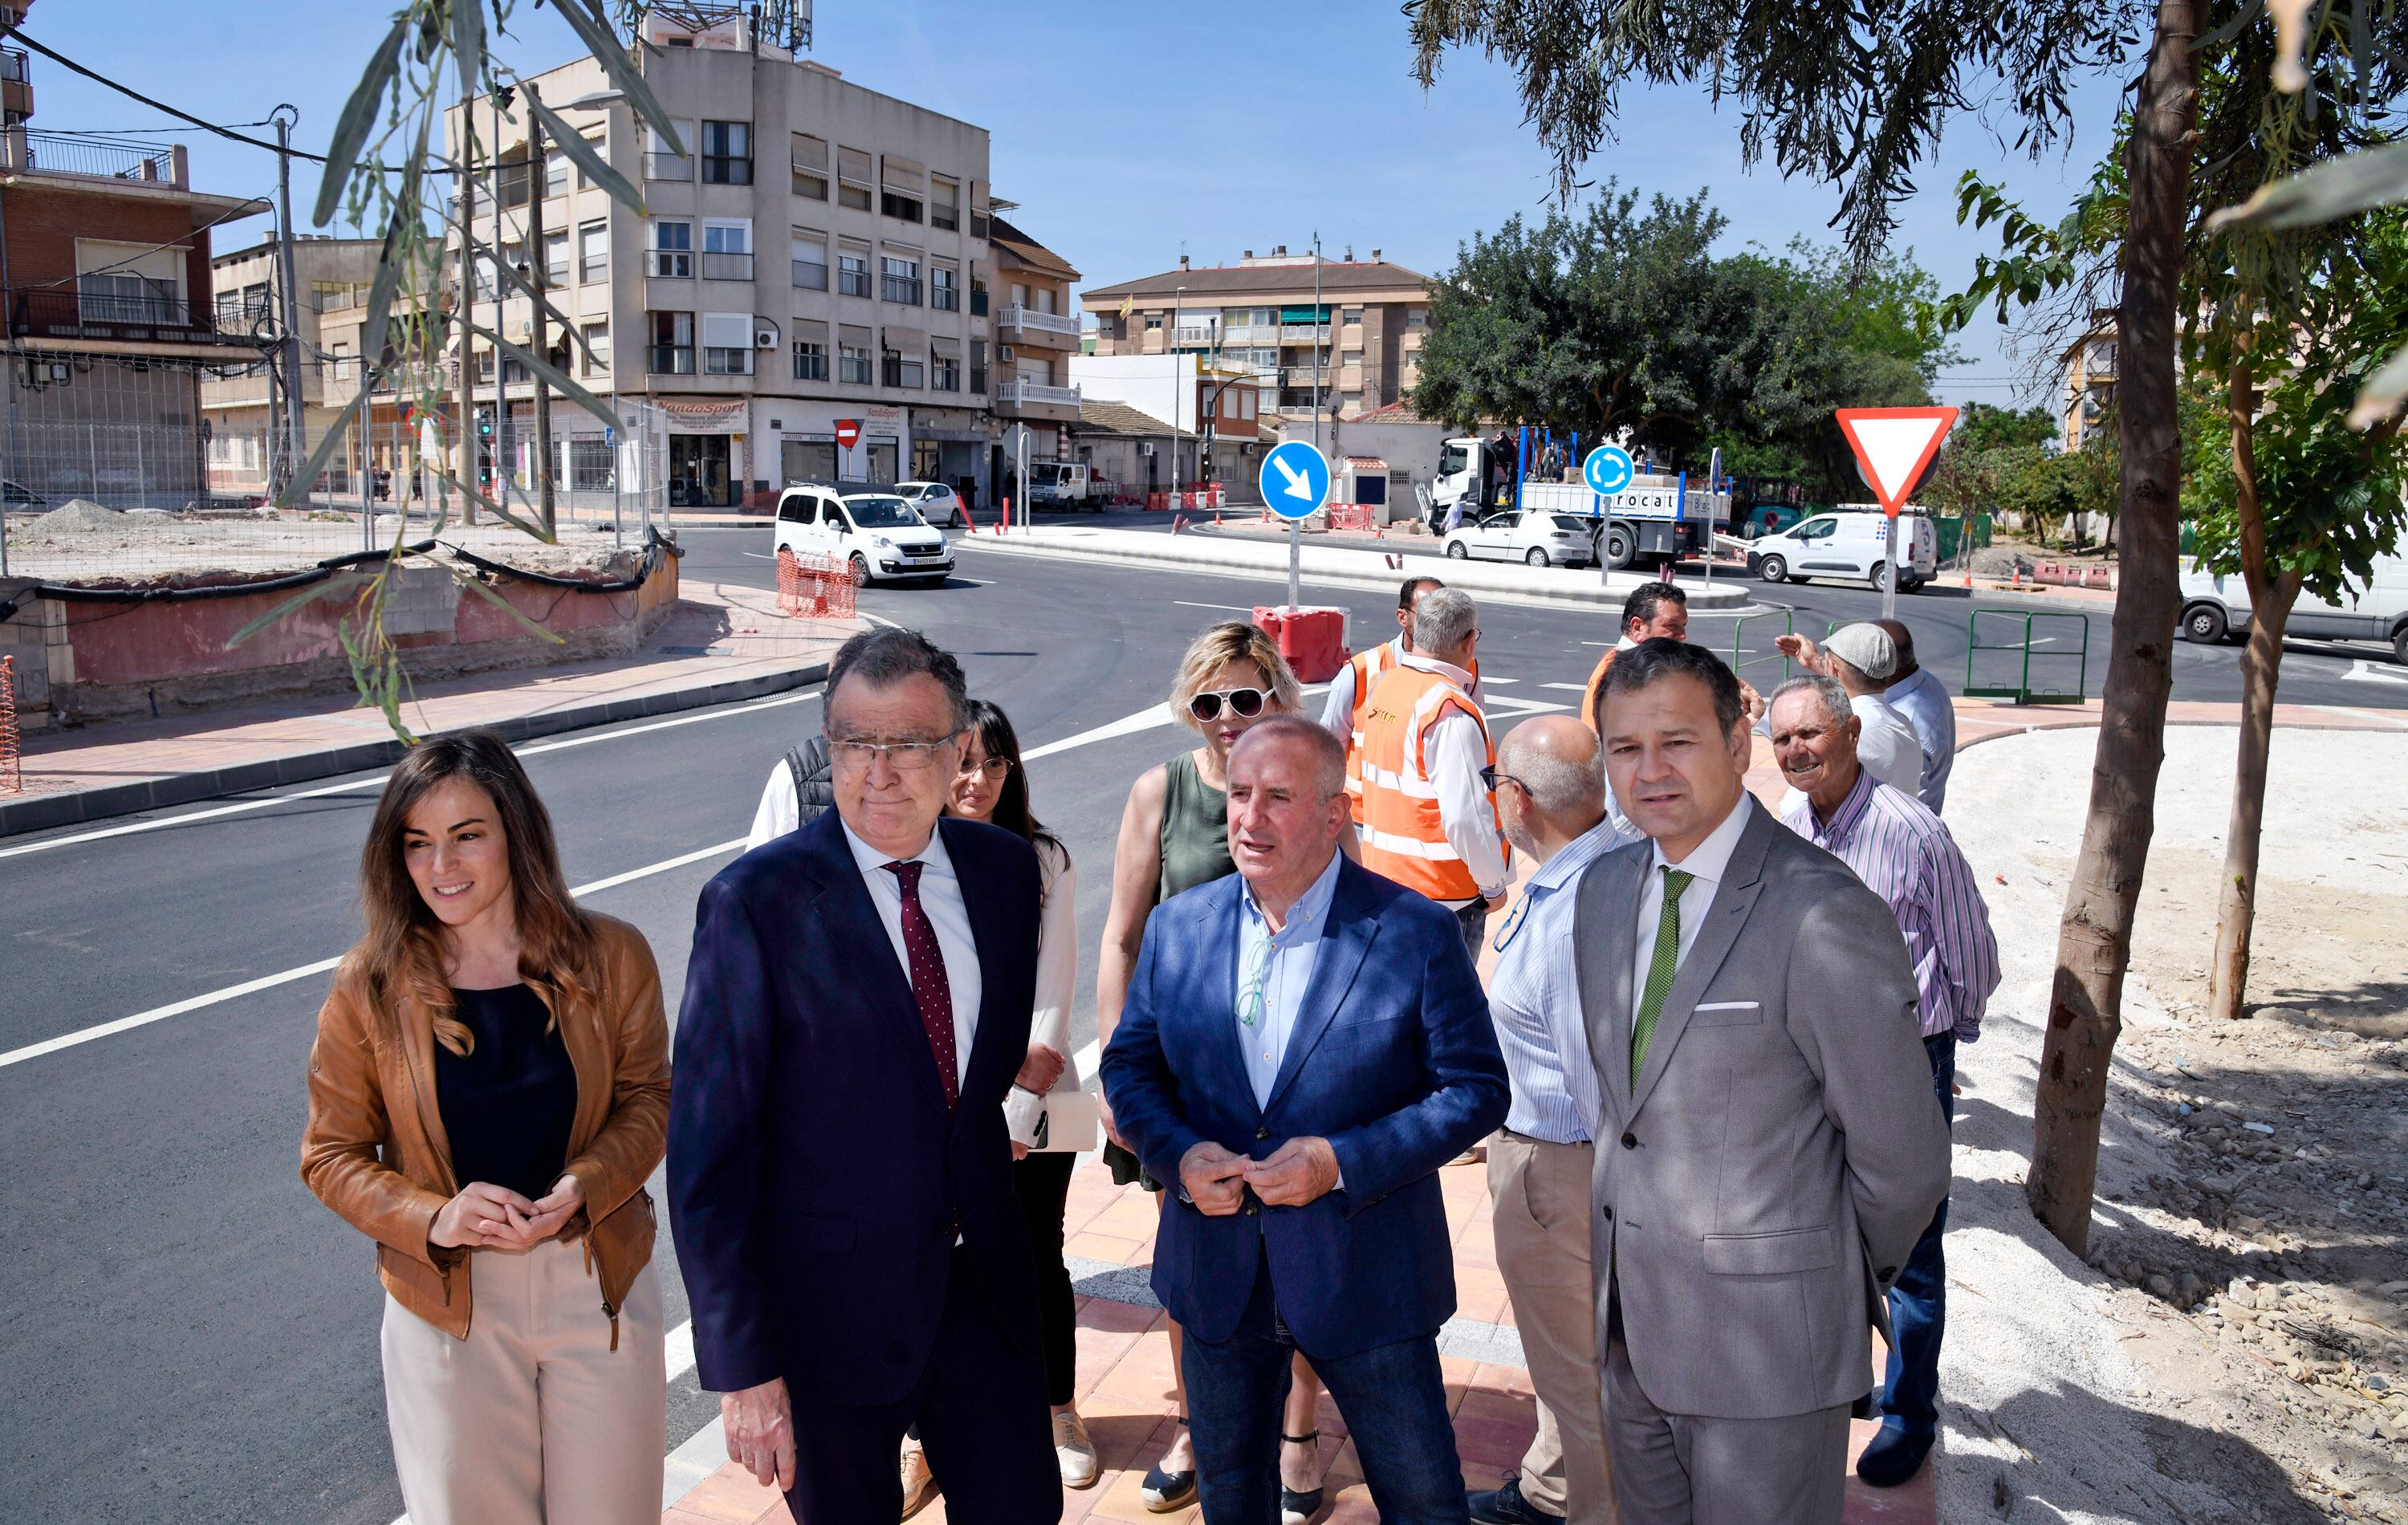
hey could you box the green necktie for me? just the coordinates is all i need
[1631,867,1695,1086]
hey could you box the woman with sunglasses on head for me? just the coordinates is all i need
[302,730,672,1525]
[929,697,1103,1497]
[1094,622,1332,1522]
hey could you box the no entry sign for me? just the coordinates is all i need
[834,418,861,449]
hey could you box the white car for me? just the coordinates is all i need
[2181,551,2408,662]
[772,485,955,586]
[897,480,966,528]
[1748,509,1936,592]
[1441,509,1597,568]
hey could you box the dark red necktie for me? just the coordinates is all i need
[881,860,959,1111]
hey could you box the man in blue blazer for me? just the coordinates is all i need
[1101,716,1511,1525]
[669,628,1060,1525]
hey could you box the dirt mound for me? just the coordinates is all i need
[123,508,174,525]
[31,498,123,534]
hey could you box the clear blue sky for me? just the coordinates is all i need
[27,0,2128,410]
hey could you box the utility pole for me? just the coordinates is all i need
[271,105,307,504]
[1293,231,1320,612]
[454,87,478,526]
[525,81,555,537]
[1170,282,1183,514]
[491,85,513,523]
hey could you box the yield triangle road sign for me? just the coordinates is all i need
[1835,406,1959,515]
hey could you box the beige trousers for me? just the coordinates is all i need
[1489,1131,1617,1525]
[381,1236,665,1525]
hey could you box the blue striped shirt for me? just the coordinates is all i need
[1881,667,1957,814]
[1780,771,2000,1042]
[1487,818,1634,1141]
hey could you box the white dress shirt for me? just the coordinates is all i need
[1881,666,1956,813]
[746,761,801,850]
[1002,837,1081,1145]
[1849,693,1925,800]
[1629,792,1756,1015]
[1403,653,1511,905]
[840,816,982,1089]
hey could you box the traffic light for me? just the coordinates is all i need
[476,409,494,439]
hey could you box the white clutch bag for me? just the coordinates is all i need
[1034,1088,1099,1153]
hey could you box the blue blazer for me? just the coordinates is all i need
[668,809,1043,1405]
[1099,856,1509,1359]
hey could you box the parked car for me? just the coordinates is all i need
[1441,508,1598,568]
[2180,552,2408,663]
[1747,508,1937,591]
[1026,461,1101,510]
[771,485,955,587]
[897,480,967,528]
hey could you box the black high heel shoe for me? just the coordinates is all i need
[1141,1417,1196,1513]
[1279,1428,1325,1525]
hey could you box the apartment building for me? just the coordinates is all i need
[1082,246,1429,422]
[200,235,400,496]
[0,15,266,509]
[441,4,1075,513]
[2060,323,2117,453]
[988,213,1082,482]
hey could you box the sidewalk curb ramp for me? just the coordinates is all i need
[0,658,832,840]
[954,525,1752,611]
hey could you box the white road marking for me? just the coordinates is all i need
[1539,681,1590,691]
[2344,660,2408,685]
[1173,600,1256,612]
[0,690,824,863]
[1478,676,1520,685]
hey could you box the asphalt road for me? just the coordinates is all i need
[2,526,2401,1523]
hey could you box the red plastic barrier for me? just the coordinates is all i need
[1253,605,1349,684]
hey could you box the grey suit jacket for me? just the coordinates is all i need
[1576,799,1950,1421]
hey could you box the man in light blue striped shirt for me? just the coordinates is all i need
[1468,715,1635,1525]
[1768,674,1999,1492]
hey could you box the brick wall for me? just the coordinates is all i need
[2,184,211,299]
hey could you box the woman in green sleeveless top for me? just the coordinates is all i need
[1094,621,1336,1519]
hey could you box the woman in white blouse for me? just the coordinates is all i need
[941,698,1095,1492]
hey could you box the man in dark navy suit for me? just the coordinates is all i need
[669,627,1059,1525]
[1101,717,1511,1525]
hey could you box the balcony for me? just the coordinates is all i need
[648,344,697,375]
[0,49,26,83]
[792,259,828,291]
[647,249,694,279]
[1173,324,1216,347]
[997,379,1081,411]
[1279,323,1331,344]
[881,274,923,306]
[702,250,755,281]
[10,287,248,348]
[644,149,692,181]
[2,129,183,186]
[970,289,990,317]
[998,303,1080,348]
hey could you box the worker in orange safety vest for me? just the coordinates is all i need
[1322,574,1481,825]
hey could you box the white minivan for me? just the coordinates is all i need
[1749,508,1938,592]
[2180,551,2408,663]
[772,485,955,586]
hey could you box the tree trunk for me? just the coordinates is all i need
[2026,0,2203,1258]
[2208,356,2300,1023]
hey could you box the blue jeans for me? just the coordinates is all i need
[1183,1261,1467,1525]
[1454,900,1489,966]
[1880,1031,1957,1439]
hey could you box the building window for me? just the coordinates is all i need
[1144,314,1162,331]
[580,320,611,376]
[881,186,923,223]
[838,334,872,384]
[543,230,570,288]
[701,120,752,184]
[838,247,872,299]
[645,121,692,181]
[1404,308,1427,329]
[792,338,828,380]
[970,282,989,318]
[791,133,829,200]
[930,176,960,232]
[544,149,570,199]
[499,157,534,207]
[836,147,872,210]
[929,265,958,312]
[932,348,959,392]
[791,233,828,291]
[569,437,616,490]
[578,221,608,283]
[702,311,755,375]
[576,131,606,189]
[649,311,694,373]
[702,220,754,280]
[881,345,924,388]
[474,348,496,384]
[881,255,921,306]
[649,220,693,279]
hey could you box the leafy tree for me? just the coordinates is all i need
[1959,402,2060,452]
[1409,0,2212,1255]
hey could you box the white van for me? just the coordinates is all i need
[772,485,955,586]
[2180,551,2408,663]
[1027,462,1099,510]
[1748,508,1938,592]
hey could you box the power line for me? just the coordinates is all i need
[18,120,282,139]
[1,28,328,162]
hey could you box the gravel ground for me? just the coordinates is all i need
[2,503,639,585]
[1941,723,2408,1523]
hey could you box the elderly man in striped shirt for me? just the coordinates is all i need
[1467,714,1635,1525]
[1766,673,1999,1490]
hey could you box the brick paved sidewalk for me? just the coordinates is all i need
[2,576,852,834]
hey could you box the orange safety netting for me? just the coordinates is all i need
[775,548,859,620]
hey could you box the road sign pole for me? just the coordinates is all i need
[1288,520,1300,612]
[1883,510,1902,620]
[1702,447,1720,592]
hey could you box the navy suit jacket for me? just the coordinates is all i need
[668,809,1043,1406]
[1099,855,1509,1359]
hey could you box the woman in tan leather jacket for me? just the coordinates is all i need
[302,730,671,1525]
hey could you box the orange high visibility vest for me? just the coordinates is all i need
[1341,640,1404,821]
[1577,645,1620,734]
[1357,664,1494,904]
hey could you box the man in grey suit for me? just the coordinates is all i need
[1572,639,1950,1524]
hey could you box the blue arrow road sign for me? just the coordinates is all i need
[1582,444,1636,498]
[1259,440,1332,521]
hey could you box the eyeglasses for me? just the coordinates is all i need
[1188,687,1268,723]
[829,734,963,773]
[955,754,1012,780]
[1479,765,1527,794]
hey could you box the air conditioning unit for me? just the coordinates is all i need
[508,315,535,344]
[1140,441,1155,457]
[999,345,1015,362]
[754,317,780,349]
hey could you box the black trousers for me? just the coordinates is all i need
[1012,1149,1079,1406]
[784,1246,1060,1525]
